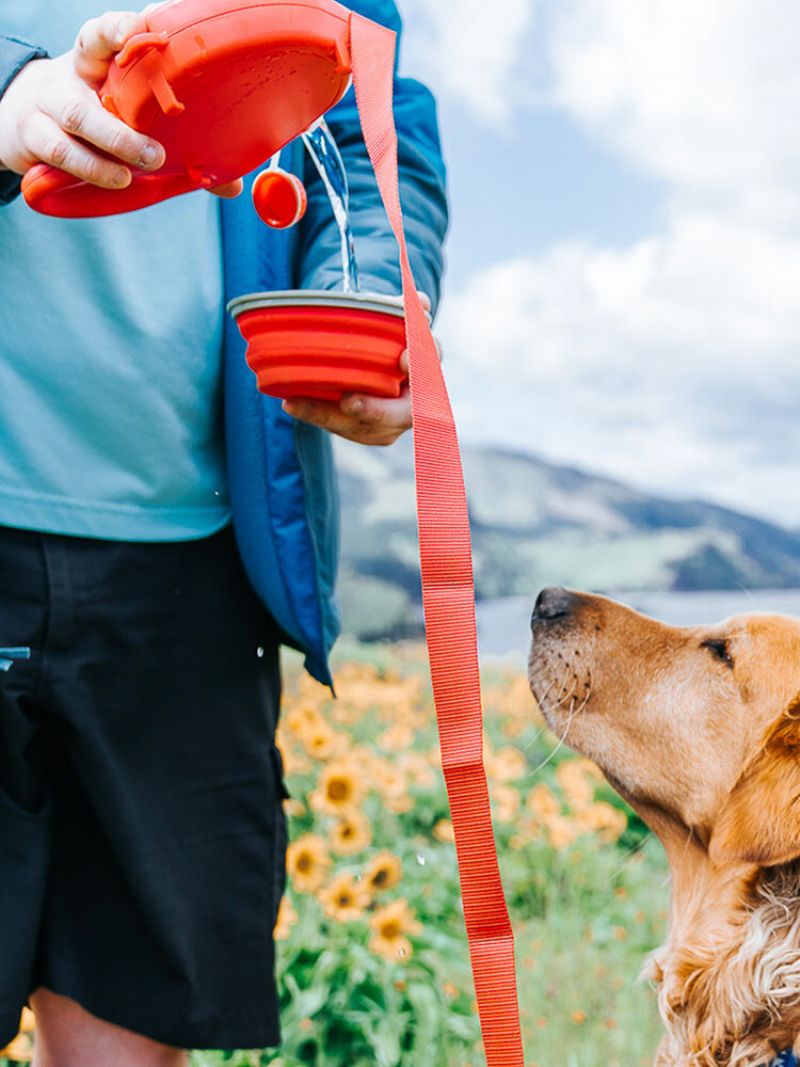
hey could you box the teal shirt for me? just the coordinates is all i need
[0,1,230,541]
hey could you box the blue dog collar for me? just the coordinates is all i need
[773,1052,798,1066]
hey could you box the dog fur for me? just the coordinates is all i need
[527,589,800,1067]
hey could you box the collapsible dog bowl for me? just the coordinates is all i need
[21,0,353,216]
[228,290,407,401]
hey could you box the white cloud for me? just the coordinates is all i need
[549,0,800,229]
[439,211,800,523]
[429,0,800,525]
[399,0,537,122]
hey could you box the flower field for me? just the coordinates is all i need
[1,642,668,1066]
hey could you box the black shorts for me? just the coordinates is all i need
[0,524,287,1051]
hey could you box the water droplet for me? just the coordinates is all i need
[257,647,265,658]
[416,854,426,866]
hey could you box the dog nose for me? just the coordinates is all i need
[532,586,577,624]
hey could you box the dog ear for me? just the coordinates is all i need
[709,705,800,868]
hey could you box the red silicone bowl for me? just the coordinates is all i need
[228,290,410,402]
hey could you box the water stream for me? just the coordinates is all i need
[301,120,360,293]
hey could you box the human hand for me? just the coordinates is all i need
[0,9,242,198]
[281,295,441,448]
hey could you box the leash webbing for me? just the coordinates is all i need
[350,14,525,1065]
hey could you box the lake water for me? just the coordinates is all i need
[477,589,800,662]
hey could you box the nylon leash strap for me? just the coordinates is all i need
[350,14,525,1065]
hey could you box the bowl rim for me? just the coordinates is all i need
[227,289,407,320]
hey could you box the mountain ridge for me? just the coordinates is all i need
[334,437,800,640]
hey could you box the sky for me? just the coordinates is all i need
[395,0,800,528]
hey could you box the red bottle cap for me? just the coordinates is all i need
[252,168,308,229]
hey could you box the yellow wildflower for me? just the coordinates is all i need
[319,872,370,922]
[488,746,527,782]
[491,782,521,824]
[575,801,627,843]
[545,813,579,850]
[309,759,365,815]
[368,899,422,962]
[399,752,435,788]
[493,674,540,720]
[377,722,415,751]
[275,733,311,776]
[556,759,603,811]
[371,761,411,813]
[364,851,403,894]
[433,819,455,843]
[349,743,382,777]
[286,834,331,893]
[274,896,298,940]
[526,783,560,819]
[375,762,407,799]
[330,811,372,855]
[301,723,345,761]
[283,704,325,737]
[283,797,306,819]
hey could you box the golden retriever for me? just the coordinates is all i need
[527,586,800,1067]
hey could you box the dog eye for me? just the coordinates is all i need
[701,638,734,669]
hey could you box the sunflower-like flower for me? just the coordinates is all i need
[488,746,527,782]
[526,782,560,819]
[575,801,627,844]
[283,704,326,737]
[330,811,372,855]
[491,782,521,824]
[545,813,579,851]
[318,872,371,922]
[556,758,602,811]
[369,757,411,812]
[275,732,312,776]
[310,759,365,815]
[286,833,332,892]
[301,722,345,761]
[364,851,403,894]
[274,895,298,940]
[283,797,306,819]
[368,899,423,962]
[433,818,455,843]
[399,752,435,788]
[377,722,415,752]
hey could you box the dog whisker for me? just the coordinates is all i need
[526,693,585,776]
[606,834,656,883]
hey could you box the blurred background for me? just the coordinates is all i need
[335,0,800,650]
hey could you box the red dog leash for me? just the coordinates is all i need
[350,15,525,1065]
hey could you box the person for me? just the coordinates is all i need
[0,3,448,1065]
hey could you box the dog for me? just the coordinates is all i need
[527,586,800,1067]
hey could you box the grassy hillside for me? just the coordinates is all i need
[335,438,800,639]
